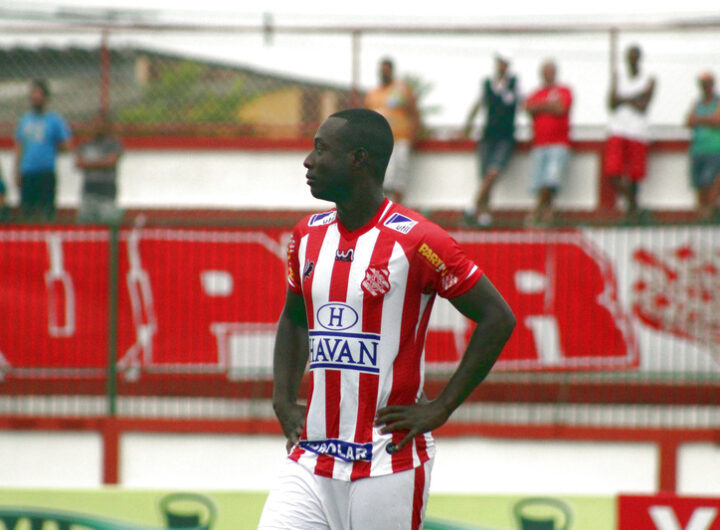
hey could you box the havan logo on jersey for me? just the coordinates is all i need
[309,303,379,373]
[383,212,418,234]
[308,331,380,373]
[299,439,373,462]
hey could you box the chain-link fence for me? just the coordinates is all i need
[1,17,720,139]
[1,18,719,488]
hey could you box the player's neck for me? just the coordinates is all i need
[335,190,386,233]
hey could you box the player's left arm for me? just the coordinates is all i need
[375,275,515,452]
[272,288,310,452]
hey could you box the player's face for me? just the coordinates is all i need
[304,117,353,203]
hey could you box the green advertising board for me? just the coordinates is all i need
[0,489,615,529]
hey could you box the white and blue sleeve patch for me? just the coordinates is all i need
[308,211,337,227]
[383,212,418,234]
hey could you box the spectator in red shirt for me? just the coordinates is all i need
[524,60,573,226]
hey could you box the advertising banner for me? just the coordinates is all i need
[0,489,615,530]
[0,225,718,385]
[618,493,720,530]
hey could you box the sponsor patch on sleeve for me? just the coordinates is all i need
[383,212,418,234]
[308,211,337,227]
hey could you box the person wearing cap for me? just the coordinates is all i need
[686,71,720,220]
[603,44,656,221]
[463,51,522,227]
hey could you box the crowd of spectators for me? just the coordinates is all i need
[368,50,719,226]
[0,50,719,226]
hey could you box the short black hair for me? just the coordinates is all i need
[329,108,394,181]
[31,79,49,97]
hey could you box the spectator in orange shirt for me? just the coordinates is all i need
[524,60,573,226]
[364,58,420,204]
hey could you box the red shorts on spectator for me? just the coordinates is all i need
[603,136,649,181]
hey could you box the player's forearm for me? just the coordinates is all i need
[433,307,515,417]
[272,313,308,407]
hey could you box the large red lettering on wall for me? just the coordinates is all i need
[618,494,720,530]
[426,231,638,370]
[0,228,110,374]
[0,226,646,384]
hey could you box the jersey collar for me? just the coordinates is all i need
[336,198,393,240]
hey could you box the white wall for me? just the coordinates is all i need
[1,432,718,497]
[0,147,697,212]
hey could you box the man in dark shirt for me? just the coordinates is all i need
[464,51,521,226]
[75,111,123,224]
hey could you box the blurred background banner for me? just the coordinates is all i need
[1,225,717,411]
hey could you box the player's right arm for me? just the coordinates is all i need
[272,287,309,451]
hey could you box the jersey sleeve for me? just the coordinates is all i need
[416,225,483,299]
[286,223,303,295]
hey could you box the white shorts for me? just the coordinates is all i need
[258,458,433,530]
[384,139,413,195]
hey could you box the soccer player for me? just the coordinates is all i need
[258,108,516,529]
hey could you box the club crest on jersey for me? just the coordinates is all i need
[303,261,315,280]
[335,248,354,262]
[383,212,418,234]
[362,266,391,297]
[308,211,337,226]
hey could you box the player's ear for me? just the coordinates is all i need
[350,147,369,170]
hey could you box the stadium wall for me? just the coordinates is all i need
[0,139,698,215]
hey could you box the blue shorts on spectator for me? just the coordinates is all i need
[530,145,570,193]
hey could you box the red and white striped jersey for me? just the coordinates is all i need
[286,199,483,481]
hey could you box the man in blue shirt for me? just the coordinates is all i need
[14,79,72,220]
